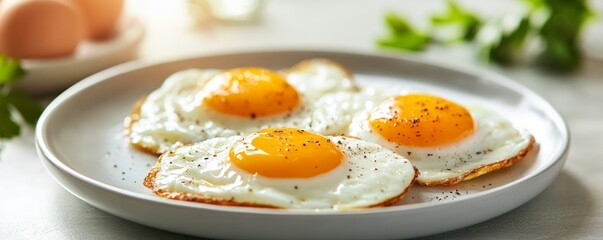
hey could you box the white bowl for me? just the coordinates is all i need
[17,16,144,95]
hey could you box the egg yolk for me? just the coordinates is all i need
[201,68,300,118]
[369,94,474,147]
[229,128,343,178]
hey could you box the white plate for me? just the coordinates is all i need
[17,16,144,95]
[36,50,569,239]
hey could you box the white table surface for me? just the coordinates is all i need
[2,0,603,239]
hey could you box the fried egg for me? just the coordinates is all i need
[349,92,535,186]
[144,128,417,210]
[126,60,362,155]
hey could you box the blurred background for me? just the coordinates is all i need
[128,0,603,63]
[2,0,602,95]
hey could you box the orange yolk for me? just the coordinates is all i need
[201,68,300,118]
[229,128,343,178]
[369,94,474,147]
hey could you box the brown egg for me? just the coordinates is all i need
[0,0,84,59]
[70,0,123,40]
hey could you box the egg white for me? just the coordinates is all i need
[127,62,363,154]
[284,59,358,98]
[145,135,417,210]
[348,90,534,186]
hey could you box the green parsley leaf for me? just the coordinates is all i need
[431,0,482,41]
[0,55,43,140]
[377,35,431,52]
[523,0,545,9]
[0,96,20,139]
[377,13,431,52]
[0,55,26,84]
[480,16,532,65]
[377,0,592,71]
[538,0,591,70]
[6,89,43,126]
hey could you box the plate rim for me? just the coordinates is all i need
[35,49,571,216]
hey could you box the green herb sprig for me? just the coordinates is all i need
[377,0,593,71]
[0,55,43,139]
